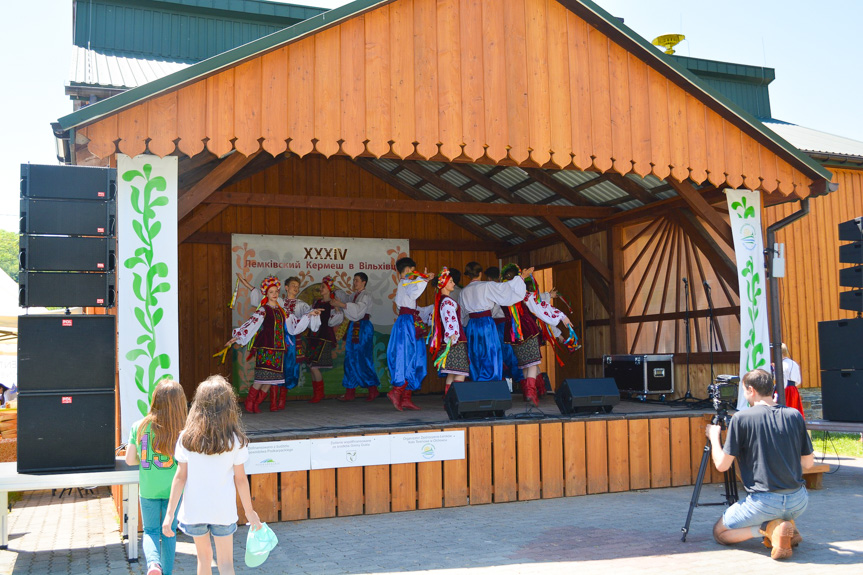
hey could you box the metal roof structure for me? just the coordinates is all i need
[762,119,863,165]
[68,46,192,95]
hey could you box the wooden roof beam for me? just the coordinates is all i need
[545,216,611,284]
[604,173,659,204]
[447,164,526,204]
[666,179,733,248]
[177,149,262,219]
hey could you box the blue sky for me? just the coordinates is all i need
[2,0,860,232]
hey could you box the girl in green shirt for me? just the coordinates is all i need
[126,379,188,575]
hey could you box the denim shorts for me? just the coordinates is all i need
[179,522,237,537]
[722,486,809,529]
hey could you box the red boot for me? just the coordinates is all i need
[401,389,421,411]
[252,386,267,413]
[244,388,259,413]
[269,386,280,412]
[535,375,547,397]
[444,384,451,397]
[309,380,325,403]
[277,386,287,410]
[518,379,528,402]
[365,386,379,402]
[338,388,356,402]
[387,385,404,411]
[524,377,539,407]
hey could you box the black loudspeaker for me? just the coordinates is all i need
[17,390,116,473]
[840,290,863,313]
[18,315,116,392]
[20,198,115,236]
[839,241,862,264]
[820,371,863,423]
[838,217,863,241]
[21,164,115,200]
[840,266,862,288]
[20,236,115,272]
[555,378,620,415]
[818,319,863,370]
[444,381,512,420]
[18,271,115,308]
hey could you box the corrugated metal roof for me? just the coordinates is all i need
[69,47,192,90]
[762,119,863,160]
[552,170,599,187]
[514,182,556,203]
[580,180,629,204]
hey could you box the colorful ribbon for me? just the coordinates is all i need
[228,276,239,309]
[213,345,230,364]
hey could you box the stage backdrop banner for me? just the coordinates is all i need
[390,431,466,464]
[117,154,179,442]
[230,235,409,396]
[247,439,312,474]
[726,189,770,410]
[310,436,391,469]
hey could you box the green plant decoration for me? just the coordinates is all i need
[122,163,173,416]
[741,257,765,371]
[730,195,756,220]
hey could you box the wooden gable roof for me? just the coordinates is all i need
[61,0,831,198]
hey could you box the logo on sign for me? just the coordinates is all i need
[346,451,357,463]
[62,319,73,327]
[741,224,757,251]
[61,396,72,404]
[421,444,435,460]
[258,458,277,466]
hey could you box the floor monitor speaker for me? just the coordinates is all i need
[444,381,512,420]
[555,378,620,415]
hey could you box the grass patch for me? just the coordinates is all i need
[811,431,863,458]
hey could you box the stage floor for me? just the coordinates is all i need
[241,392,714,440]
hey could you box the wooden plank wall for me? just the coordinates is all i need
[178,154,499,398]
[237,415,714,523]
[78,0,815,198]
[767,166,863,388]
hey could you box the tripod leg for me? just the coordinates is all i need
[682,444,712,542]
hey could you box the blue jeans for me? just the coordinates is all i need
[140,497,180,574]
[722,486,809,529]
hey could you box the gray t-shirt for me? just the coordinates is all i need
[723,404,813,493]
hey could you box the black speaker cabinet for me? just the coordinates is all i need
[444,381,512,420]
[555,378,620,415]
[840,290,863,313]
[839,217,863,241]
[20,236,115,272]
[602,354,674,395]
[20,198,115,236]
[821,370,863,423]
[21,164,115,200]
[840,266,862,288]
[18,315,116,392]
[17,390,116,473]
[18,271,114,308]
[818,318,863,370]
[840,241,862,264]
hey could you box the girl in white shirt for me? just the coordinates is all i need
[162,375,262,575]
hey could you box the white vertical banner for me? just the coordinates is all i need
[725,189,770,410]
[117,154,179,442]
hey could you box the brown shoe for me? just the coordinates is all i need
[761,521,802,549]
[760,520,794,560]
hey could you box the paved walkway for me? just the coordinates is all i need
[1,454,861,575]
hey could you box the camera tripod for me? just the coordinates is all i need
[681,412,739,542]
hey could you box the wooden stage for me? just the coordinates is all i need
[235,394,724,525]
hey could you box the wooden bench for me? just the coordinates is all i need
[803,463,831,490]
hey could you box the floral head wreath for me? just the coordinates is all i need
[436,267,452,291]
[501,263,521,279]
[320,276,335,293]
[260,275,281,295]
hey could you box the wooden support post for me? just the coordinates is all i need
[608,225,627,353]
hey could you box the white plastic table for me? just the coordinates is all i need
[0,459,139,561]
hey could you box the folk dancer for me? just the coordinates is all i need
[228,276,319,413]
[459,262,531,382]
[306,276,345,403]
[386,257,434,411]
[501,264,573,406]
[427,267,470,396]
[484,266,525,392]
[238,274,312,411]
[331,272,381,402]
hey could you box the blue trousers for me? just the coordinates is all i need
[282,332,299,389]
[466,316,503,382]
[140,496,180,574]
[496,322,524,382]
[387,314,427,390]
[343,319,381,389]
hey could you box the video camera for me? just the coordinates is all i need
[707,375,738,427]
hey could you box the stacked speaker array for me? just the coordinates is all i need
[817,216,863,423]
[17,164,118,473]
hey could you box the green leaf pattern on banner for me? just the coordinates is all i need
[122,163,174,415]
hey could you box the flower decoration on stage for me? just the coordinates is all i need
[260,275,281,297]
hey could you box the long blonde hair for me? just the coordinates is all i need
[137,379,187,458]
[181,375,248,455]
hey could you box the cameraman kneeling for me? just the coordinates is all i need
[706,369,814,560]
